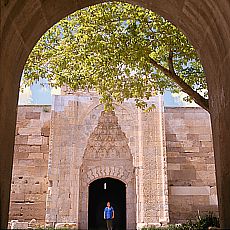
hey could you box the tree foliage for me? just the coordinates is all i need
[23,1,208,111]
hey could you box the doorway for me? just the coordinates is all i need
[88,178,126,230]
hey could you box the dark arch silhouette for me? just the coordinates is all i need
[2,1,230,228]
[88,177,126,230]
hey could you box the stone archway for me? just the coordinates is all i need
[79,111,136,230]
[45,93,168,228]
[88,178,126,230]
[80,170,135,230]
[2,1,230,228]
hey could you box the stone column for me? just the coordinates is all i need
[198,11,230,226]
[136,109,145,228]
[0,69,21,229]
[208,65,230,228]
[141,96,169,225]
[126,180,136,230]
[46,96,86,226]
[69,167,80,225]
[157,97,169,223]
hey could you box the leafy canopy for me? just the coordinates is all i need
[23,1,207,111]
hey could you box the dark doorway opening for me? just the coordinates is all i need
[88,177,126,230]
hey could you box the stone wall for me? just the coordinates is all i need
[46,95,168,229]
[2,1,230,229]
[165,107,218,223]
[9,105,51,225]
[79,111,136,229]
[9,104,218,226]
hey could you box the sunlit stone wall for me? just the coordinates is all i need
[165,107,218,223]
[9,100,218,227]
[9,106,51,225]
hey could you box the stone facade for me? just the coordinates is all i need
[9,106,51,224]
[79,111,136,229]
[3,1,230,228]
[9,94,218,229]
[165,107,218,223]
[45,94,168,229]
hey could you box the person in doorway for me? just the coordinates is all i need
[104,201,114,230]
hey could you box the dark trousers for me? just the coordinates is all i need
[106,219,113,230]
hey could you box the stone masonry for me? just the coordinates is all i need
[165,107,218,223]
[9,95,218,228]
[45,93,168,229]
[2,1,230,228]
[9,105,51,224]
[79,111,136,229]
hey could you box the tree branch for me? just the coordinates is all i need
[149,55,209,112]
[168,49,175,74]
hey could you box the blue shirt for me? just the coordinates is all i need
[104,207,114,219]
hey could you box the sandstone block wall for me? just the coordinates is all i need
[9,106,51,224]
[9,105,218,225]
[46,95,168,229]
[165,107,218,223]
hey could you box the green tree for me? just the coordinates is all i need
[23,1,209,112]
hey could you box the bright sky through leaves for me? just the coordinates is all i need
[22,2,208,111]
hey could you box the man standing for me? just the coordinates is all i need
[104,201,114,230]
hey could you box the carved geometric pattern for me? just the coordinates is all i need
[79,111,135,230]
[82,166,132,185]
[83,111,132,159]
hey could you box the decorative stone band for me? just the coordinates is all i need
[82,166,133,185]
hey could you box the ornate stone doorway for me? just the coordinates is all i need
[46,97,168,228]
[79,111,136,230]
[88,178,126,230]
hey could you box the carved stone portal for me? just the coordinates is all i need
[79,111,136,229]
[46,94,169,229]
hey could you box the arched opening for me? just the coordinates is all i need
[88,178,126,230]
[2,0,230,229]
